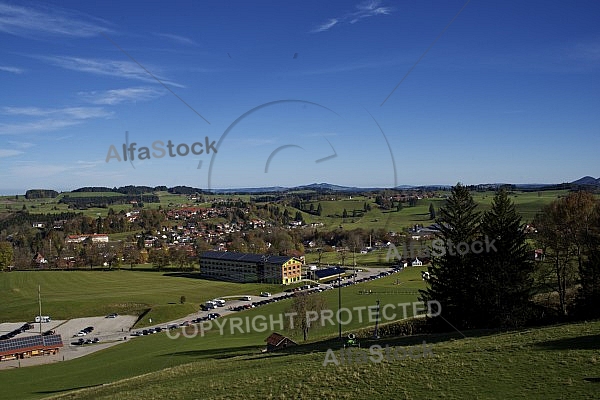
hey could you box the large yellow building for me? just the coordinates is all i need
[200,251,302,285]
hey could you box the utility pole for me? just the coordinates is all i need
[338,271,342,340]
[373,299,380,339]
[38,285,42,336]
[353,246,356,284]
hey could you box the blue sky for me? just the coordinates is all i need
[0,0,599,194]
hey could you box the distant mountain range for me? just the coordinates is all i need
[210,177,600,193]
[571,176,600,186]
[15,176,598,197]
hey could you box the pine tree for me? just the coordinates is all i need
[429,203,436,220]
[420,183,481,330]
[317,203,323,216]
[478,189,534,328]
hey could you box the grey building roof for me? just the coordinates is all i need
[200,251,293,265]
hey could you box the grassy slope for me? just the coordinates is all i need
[46,320,600,400]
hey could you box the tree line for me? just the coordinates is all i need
[421,184,600,333]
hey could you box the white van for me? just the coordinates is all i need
[35,316,51,323]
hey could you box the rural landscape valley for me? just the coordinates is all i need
[1,182,600,399]
[2,1,599,398]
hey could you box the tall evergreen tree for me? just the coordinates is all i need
[429,203,436,220]
[478,189,534,328]
[420,183,481,330]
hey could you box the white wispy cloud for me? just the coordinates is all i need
[155,33,196,46]
[0,2,112,38]
[3,106,111,119]
[37,55,185,88]
[0,149,23,158]
[75,160,104,169]
[313,19,339,33]
[0,106,112,135]
[79,87,165,105]
[0,65,24,74]
[7,140,34,148]
[311,0,392,33]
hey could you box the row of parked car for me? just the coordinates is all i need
[332,268,401,288]
[73,326,94,337]
[0,323,34,340]
[131,326,164,336]
[71,337,100,345]
[131,312,224,337]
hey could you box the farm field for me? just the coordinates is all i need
[0,189,573,230]
[0,271,285,324]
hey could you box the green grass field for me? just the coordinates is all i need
[0,271,287,325]
[55,319,600,400]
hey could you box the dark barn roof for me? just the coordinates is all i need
[314,266,345,279]
[265,332,297,349]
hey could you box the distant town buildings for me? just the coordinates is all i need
[66,234,109,244]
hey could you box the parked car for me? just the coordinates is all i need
[260,292,272,297]
[106,313,118,318]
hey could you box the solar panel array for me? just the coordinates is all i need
[0,334,63,354]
